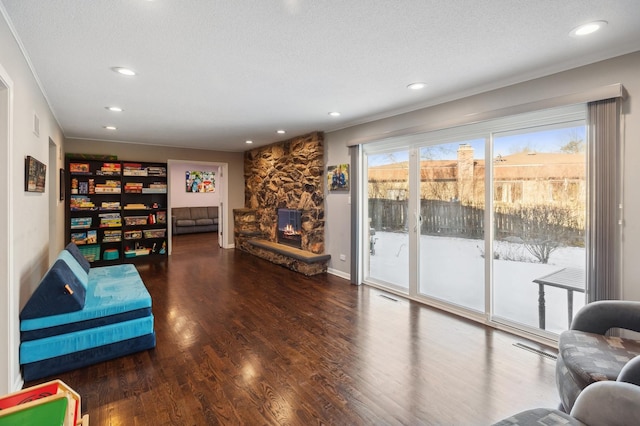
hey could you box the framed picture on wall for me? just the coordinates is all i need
[24,156,46,193]
[327,164,349,191]
[186,170,216,193]
[59,168,65,200]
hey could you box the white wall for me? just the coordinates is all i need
[169,161,220,208]
[323,145,352,278]
[0,10,66,393]
[325,51,640,303]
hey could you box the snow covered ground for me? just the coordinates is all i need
[368,231,586,335]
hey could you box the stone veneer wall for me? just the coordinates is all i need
[244,132,325,253]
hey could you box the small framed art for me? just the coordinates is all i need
[24,156,46,193]
[327,164,349,191]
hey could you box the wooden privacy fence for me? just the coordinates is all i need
[368,199,584,245]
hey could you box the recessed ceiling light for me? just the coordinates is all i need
[245,140,253,144]
[276,130,286,134]
[105,106,124,112]
[111,67,137,76]
[328,111,341,117]
[407,82,427,90]
[570,21,607,37]
[103,126,117,130]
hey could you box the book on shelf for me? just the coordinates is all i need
[147,166,167,176]
[144,182,167,193]
[99,221,122,228]
[103,229,122,242]
[71,232,88,245]
[123,170,148,176]
[123,163,142,169]
[99,212,121,227]
[123,163,146,176]
[124,182,143,193]
[95,170,120,176]
[69,163,90,173]
[86,230,97,244]
[96,163,121,176]
[70,217,92,229]
[101,163,121,171]
[124,203,147,210]
[71,231,101,246]
[94,187,121,193]
[100,201,121,210]
[94,180,121,193]
[70,195,96,210]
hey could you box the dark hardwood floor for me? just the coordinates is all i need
[26,233,560,425]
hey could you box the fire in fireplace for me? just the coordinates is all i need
[277,208,302,249]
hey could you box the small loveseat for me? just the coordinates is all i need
[19,243,156,381]
[172,206,218,235]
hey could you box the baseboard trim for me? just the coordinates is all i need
[12,374,23,392]
[327,268,350,281]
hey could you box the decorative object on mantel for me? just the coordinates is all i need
[24,155,46,193]
[185,170,215,193]
[328,164,349,191]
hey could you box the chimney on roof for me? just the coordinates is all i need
[457,144,474,203]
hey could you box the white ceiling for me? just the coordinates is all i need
[1,1,640,152]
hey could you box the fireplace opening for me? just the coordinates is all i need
[277,208,302,249]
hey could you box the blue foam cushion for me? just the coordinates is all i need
[19,315,154,363]
[56,250,89,289]
[20,260,87,320]
[21,264,151,331]
[64,242,91,273]
[21,333,156,381]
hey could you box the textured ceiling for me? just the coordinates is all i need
[1,1,639,152]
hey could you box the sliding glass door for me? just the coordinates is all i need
[491,124,586,334]
[361,105,587,337]
[418,140,486,312]
[366,150,410,292]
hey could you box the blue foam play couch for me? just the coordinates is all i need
[19,243,156,381]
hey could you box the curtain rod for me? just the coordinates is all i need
[347,83,626,147]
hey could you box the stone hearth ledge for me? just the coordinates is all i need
[245,239,331,276]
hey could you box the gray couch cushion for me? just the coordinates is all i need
[492,408,580,426]
[207,206,218,218]
[559,330,640,388]
[190,207,209,220]
[172,208,192,220]
[176,219,196,226]
[195,218,214,226]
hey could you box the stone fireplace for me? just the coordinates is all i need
[238,131,325,252]
[233,132,329,275]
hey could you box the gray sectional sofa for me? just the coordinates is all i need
[172,206,219,235]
